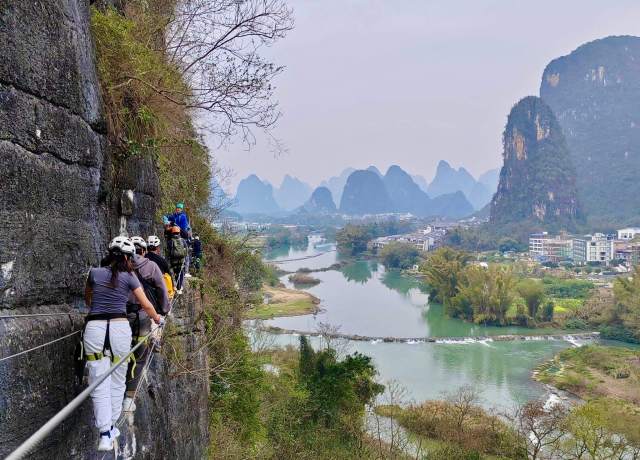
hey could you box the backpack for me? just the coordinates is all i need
[130,269,169,315]
[168,235,187,262]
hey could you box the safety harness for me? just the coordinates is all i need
[80,313,128,362]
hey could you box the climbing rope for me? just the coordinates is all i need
[0,330,81,363]
[0,312,82,319]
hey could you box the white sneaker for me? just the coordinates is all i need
[111,426,120,438]
[122,397,136,412]
[97,432,113,451]
[184,273,192,278]
[176,288,183,295]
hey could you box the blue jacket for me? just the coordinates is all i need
[166,211,190,233]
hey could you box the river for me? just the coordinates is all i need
[260,236,579,410]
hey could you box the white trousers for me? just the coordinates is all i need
[84,320,132,432]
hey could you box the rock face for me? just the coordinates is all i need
[0,2,208,458]
[301,186,337,214]
[339,170,394,214]
[540,36,640,225]
[490,96,580,227]
[274,174,312,211]
[233,174,281,215]
[0,0,108,308]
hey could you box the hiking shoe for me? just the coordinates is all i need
[122,397,136,412]
[97,431,113,451]
[111,426,120,438]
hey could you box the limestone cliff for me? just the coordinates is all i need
[0,1,209,458]
[540,36,640,226]
[490,96,580,228]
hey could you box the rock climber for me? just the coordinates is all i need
[122,237,170,413]
[146,235,175,299]
[166,225,188,292]
[192,235,202,274]
[163,202,192,276]
[84,236,162,452]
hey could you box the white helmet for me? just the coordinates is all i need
[109,236,135,255]
[131,236,147,249]
[147,235,161,248]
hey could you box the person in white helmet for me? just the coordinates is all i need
[84,236,163,452]
[146,234,175,299]
[122,236,170,413]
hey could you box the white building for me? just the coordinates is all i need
[617,227,640,240]
[573,233,615,264]
[370,227,446,252]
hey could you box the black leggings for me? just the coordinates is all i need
[126,312,152,393]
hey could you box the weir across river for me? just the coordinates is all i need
[260,326,600,345]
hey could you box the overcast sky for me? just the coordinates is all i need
[207,0,640,193]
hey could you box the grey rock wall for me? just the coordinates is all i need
[0,0,108,308]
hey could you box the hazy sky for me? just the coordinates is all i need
[208,0,640,193]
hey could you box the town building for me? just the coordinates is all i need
[617,227,640,240]
[528,232,573,262]
[370,226,447,252]
[573,233,615,264]
[614,240,640,266]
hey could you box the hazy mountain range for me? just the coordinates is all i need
[231,162,500,218]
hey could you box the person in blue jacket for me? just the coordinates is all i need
[163,202,192,276]
[163,202,191,238]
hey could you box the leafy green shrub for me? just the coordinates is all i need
[427,444,481,460]
[564,318,588,329]
[541,301,555,322]
[599,325,640,343]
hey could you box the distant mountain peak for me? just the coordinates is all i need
[366,165,383,177]
[300,186,336,214]
[340,170,393,214]
[274,175,312,211]
[233,174,280,215]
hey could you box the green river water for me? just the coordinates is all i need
[261,237,583,410]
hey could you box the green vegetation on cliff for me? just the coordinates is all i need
[490,96,580,232]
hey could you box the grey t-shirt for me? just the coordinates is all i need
[87,267,141,315]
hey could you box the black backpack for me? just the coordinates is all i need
[129,269,168,315]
